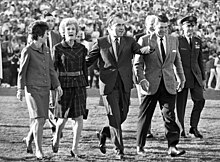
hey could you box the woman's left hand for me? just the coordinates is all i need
[56,86,63,97]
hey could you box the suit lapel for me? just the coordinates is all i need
[107,36,117,61]
[165,35,170,62]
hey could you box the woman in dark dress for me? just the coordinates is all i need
[52,18,88,158]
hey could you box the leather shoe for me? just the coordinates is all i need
[189,127,203,138]
[52,143,59,153]
[96,131,106,154]
[168,146,186,157]
[146,133,154,138]
[115,149,124,160]
[137,146,147,156]
[22,137,33,154]
[181,131,187,138]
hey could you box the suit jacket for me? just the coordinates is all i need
[54,41,88,88]
[133,33,185,95]
[178,35,205,88]
[86,35,142,95]
[17,42,60,90]
[49,30,62,60]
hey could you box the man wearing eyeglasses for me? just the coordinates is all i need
[176,16,206,139]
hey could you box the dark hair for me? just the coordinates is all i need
[156,14,169,23]
[28,20,49,41]
[43,12,53,18]
[106,11,123,27]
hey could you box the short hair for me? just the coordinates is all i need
[28,20,49,41]
[59,18,79,38]
[43,12,53,18]
[154,14,169,25]
[106,12,123,27]
[145,15,157,27]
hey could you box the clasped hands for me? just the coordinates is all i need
[140,45,155,54]
[16,86,63,101]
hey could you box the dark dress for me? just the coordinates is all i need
[54,40,88,119]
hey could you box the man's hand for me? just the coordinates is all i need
[56,86,63,97]
[177,81,185,92]
[140,79,149,92]
[17,89,24,101]
[140,46,155,54]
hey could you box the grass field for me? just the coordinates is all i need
[0,88,220,162]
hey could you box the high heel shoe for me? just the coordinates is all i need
[22,137,33,154]
[52,143,59,153]
[70,150,79,158]
[36,152,44,160]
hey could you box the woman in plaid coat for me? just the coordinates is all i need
[52,18,88,158]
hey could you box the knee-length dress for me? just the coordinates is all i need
[54,40,88,119]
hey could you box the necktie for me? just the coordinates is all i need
[189,37,192,48]
[115,37,120,57]
[47,37,50,48]
[160,38,166,62]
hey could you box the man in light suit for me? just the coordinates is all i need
[133,14,186,157]
[176,16,205,138]
[86,12,149,160]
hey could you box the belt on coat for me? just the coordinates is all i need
[59,71,83,77]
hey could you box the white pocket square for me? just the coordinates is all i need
[172,50,177,52]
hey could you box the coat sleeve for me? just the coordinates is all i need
[198,40,206,80]
[17,47,30,90]
[49,51,60,89]
[86,40,100,67]
[133,36,146,83]
[173,38,186,83]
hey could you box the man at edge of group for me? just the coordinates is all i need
[86,12,151,160]
[133,14,186,157]
[176,15,206,138]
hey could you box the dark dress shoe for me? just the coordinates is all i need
[189,127,203,138]
[70,150,79,158]
[115,150,124,160]
[181,131,187,138]
[96,131,106,154]
[137,147,147,156]
[52,144,58,153]
[146,133,154,138]
[168,147,186,157]
[22,137,33,154]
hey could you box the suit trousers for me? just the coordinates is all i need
[176,80,205,131]
[102,74,130,152]
[136,79,180,148]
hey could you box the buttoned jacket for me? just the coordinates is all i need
[54,41,88,88]
[133,33,185,95]
[86,35,142,95]
[17,42,60,90]
[178,35,205,88]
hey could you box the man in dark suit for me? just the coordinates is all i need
[176,16,205,138]
[133,14,186,157]
[43,12,62,134]
[86,12,150,160]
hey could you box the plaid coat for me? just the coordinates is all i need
[54,40,88,88]
[53,40,88,118]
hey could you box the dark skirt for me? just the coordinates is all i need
[55,87,87,119]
